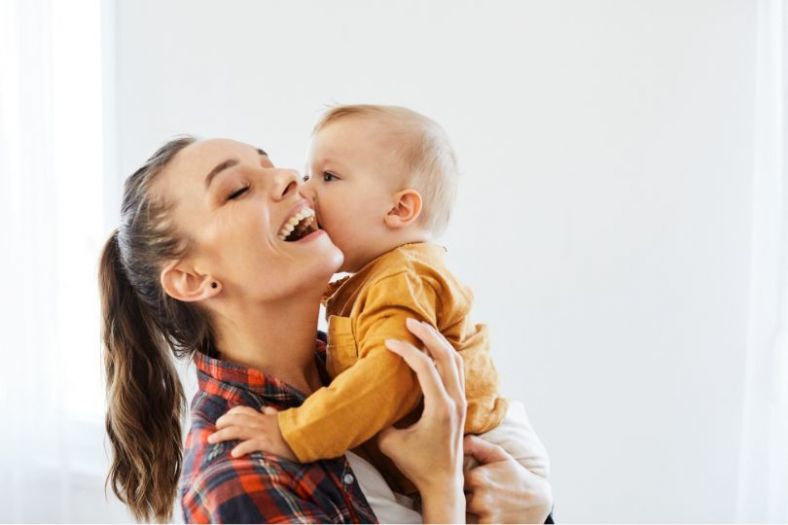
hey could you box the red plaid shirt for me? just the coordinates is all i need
[180,342,378,524]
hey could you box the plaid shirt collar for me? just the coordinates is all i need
[192,342,328,409]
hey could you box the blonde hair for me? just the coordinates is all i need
[313,104,459,237]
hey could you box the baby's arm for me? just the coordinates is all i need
[211,272,440,462]
[281,273,439,461]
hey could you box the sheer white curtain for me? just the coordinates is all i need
[0,0,129,521]
[738,0,788,522]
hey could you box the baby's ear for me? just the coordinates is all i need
[384,189,423,229]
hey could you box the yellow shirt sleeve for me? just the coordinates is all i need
[278,271,439,462]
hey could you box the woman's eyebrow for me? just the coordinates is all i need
[204,158,240,189]
[204,148,267,189]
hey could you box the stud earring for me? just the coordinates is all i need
[211,282,218,289]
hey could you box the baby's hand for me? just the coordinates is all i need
[208,405,297,461]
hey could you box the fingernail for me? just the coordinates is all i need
[207,434,216,444]
[406,318,420,330]
[385,339,400,351]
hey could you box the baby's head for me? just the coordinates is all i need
[304,104,458,272]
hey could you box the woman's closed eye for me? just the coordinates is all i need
[227,184,251,201]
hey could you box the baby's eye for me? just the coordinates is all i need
[322,171,338,182]
[227,185,250,201]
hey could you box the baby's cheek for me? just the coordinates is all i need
[325,221,351,246]
[325,220,352,244]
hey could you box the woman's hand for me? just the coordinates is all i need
[464,435,553,524]
[377,318,467,524]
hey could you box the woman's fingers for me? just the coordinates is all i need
[405,318,465,406]
[454,350,465,393]
[464,435,510,466]
[385,338,451,413]
[466,490,494,522]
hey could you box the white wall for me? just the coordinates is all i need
[114,1,757,521]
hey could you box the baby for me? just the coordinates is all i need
[213,104,548,496]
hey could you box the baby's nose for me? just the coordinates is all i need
[298,184,317,205]
[299,176,318,199]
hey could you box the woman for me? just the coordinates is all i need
[99,136,552,523]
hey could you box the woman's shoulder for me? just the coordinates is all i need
[179,402,318,523]
[179,447,313,523]
[182,391,299,478]
[179,430,359,524]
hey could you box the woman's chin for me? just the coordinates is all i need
[322,244,344,277]
[297,233,344,285]
[253,230,344,299]
[308,229,344,272]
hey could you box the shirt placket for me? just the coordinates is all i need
[329,458,363,523]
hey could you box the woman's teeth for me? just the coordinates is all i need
[278,207,316,241]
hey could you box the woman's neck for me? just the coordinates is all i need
[211,293,324,395]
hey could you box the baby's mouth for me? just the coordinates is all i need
[278,207,319,242]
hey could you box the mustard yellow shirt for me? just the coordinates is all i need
[277,242,507,468]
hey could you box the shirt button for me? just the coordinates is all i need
[343,473,355,485]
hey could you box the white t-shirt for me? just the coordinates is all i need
[348,400,550,523]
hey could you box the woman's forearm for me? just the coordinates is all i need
[377,321,469,523]
[420,480,465,524]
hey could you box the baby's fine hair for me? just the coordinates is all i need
[313,104,458,237]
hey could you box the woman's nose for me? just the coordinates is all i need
[271,169,301,201]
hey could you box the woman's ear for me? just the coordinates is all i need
[160,260,221,302]
[384,189,423,229]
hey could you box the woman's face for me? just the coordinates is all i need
[156,138,343,304]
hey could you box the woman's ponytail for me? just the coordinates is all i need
[97,135,211,522]
[99,232,184,522]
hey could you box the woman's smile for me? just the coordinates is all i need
[277,205,318,241]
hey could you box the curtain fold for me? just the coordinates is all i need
[737,0,788,522]
[0,0,129,521]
